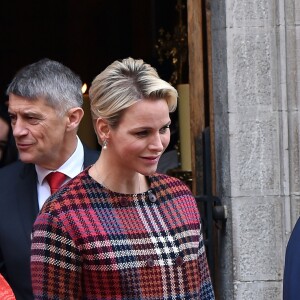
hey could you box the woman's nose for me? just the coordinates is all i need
[149,133,164,152]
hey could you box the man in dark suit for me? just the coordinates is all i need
[283,218,300,300]
[0,58,99,299]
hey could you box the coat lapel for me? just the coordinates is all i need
[83,146,99,168]
[15,147,98,247]
[17,164,39,246]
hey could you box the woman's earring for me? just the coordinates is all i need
[103,139,107,150]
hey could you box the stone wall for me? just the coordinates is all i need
[210,0,300,298]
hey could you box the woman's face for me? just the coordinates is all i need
[108,98,171,175]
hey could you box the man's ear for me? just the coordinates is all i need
[66,107,84,131]
[94,117,110,140]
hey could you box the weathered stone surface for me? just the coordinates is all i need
[290,195,300,229]
[288,112,300,194]
[232,196,284,281]
[234,281,282,300]
[227,28,276,112]
[210,0,299,298]
[229,111,280,196]
[227,0,275,27]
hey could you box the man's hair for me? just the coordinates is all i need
[6,58,83,115]
[89,57,178,128]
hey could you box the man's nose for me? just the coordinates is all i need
[12,119,28,137]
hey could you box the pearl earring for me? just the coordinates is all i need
[103,140,107,150]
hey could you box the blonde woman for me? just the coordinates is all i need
[31,57,215,299]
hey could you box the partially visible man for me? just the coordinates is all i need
[283,218,300,299]
[0,58,99,299]
[0,102,18,167]
[0,107,10,162]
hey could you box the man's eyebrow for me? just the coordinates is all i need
[23,111,41,116]
[9,109,41,116]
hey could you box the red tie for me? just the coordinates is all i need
[46,172,67,194]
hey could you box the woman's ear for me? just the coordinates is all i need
[66,107,84,131]
[94,117,110,140]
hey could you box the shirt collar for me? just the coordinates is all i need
[36,136,84,184]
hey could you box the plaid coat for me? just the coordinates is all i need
[31,168,215,299]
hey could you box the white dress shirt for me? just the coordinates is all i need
[35,136,84,210]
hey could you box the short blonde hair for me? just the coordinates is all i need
[89,57,178,128]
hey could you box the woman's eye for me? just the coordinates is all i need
[160,125,170,134]
[136,131,148,137]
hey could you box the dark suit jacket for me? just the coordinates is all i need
[0,146,99,300]
[283,217,300,300]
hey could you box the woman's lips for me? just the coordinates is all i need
[141,156,160,163]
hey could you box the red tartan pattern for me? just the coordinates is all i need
[0,274,16,300]
[31,169,215,299]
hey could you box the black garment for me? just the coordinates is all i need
[0,146,99,300]
[283,217,300,300]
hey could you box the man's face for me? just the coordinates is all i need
[0,117,9,162]
[8,94,70,168]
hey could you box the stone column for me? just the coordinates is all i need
[210,0,300,299]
